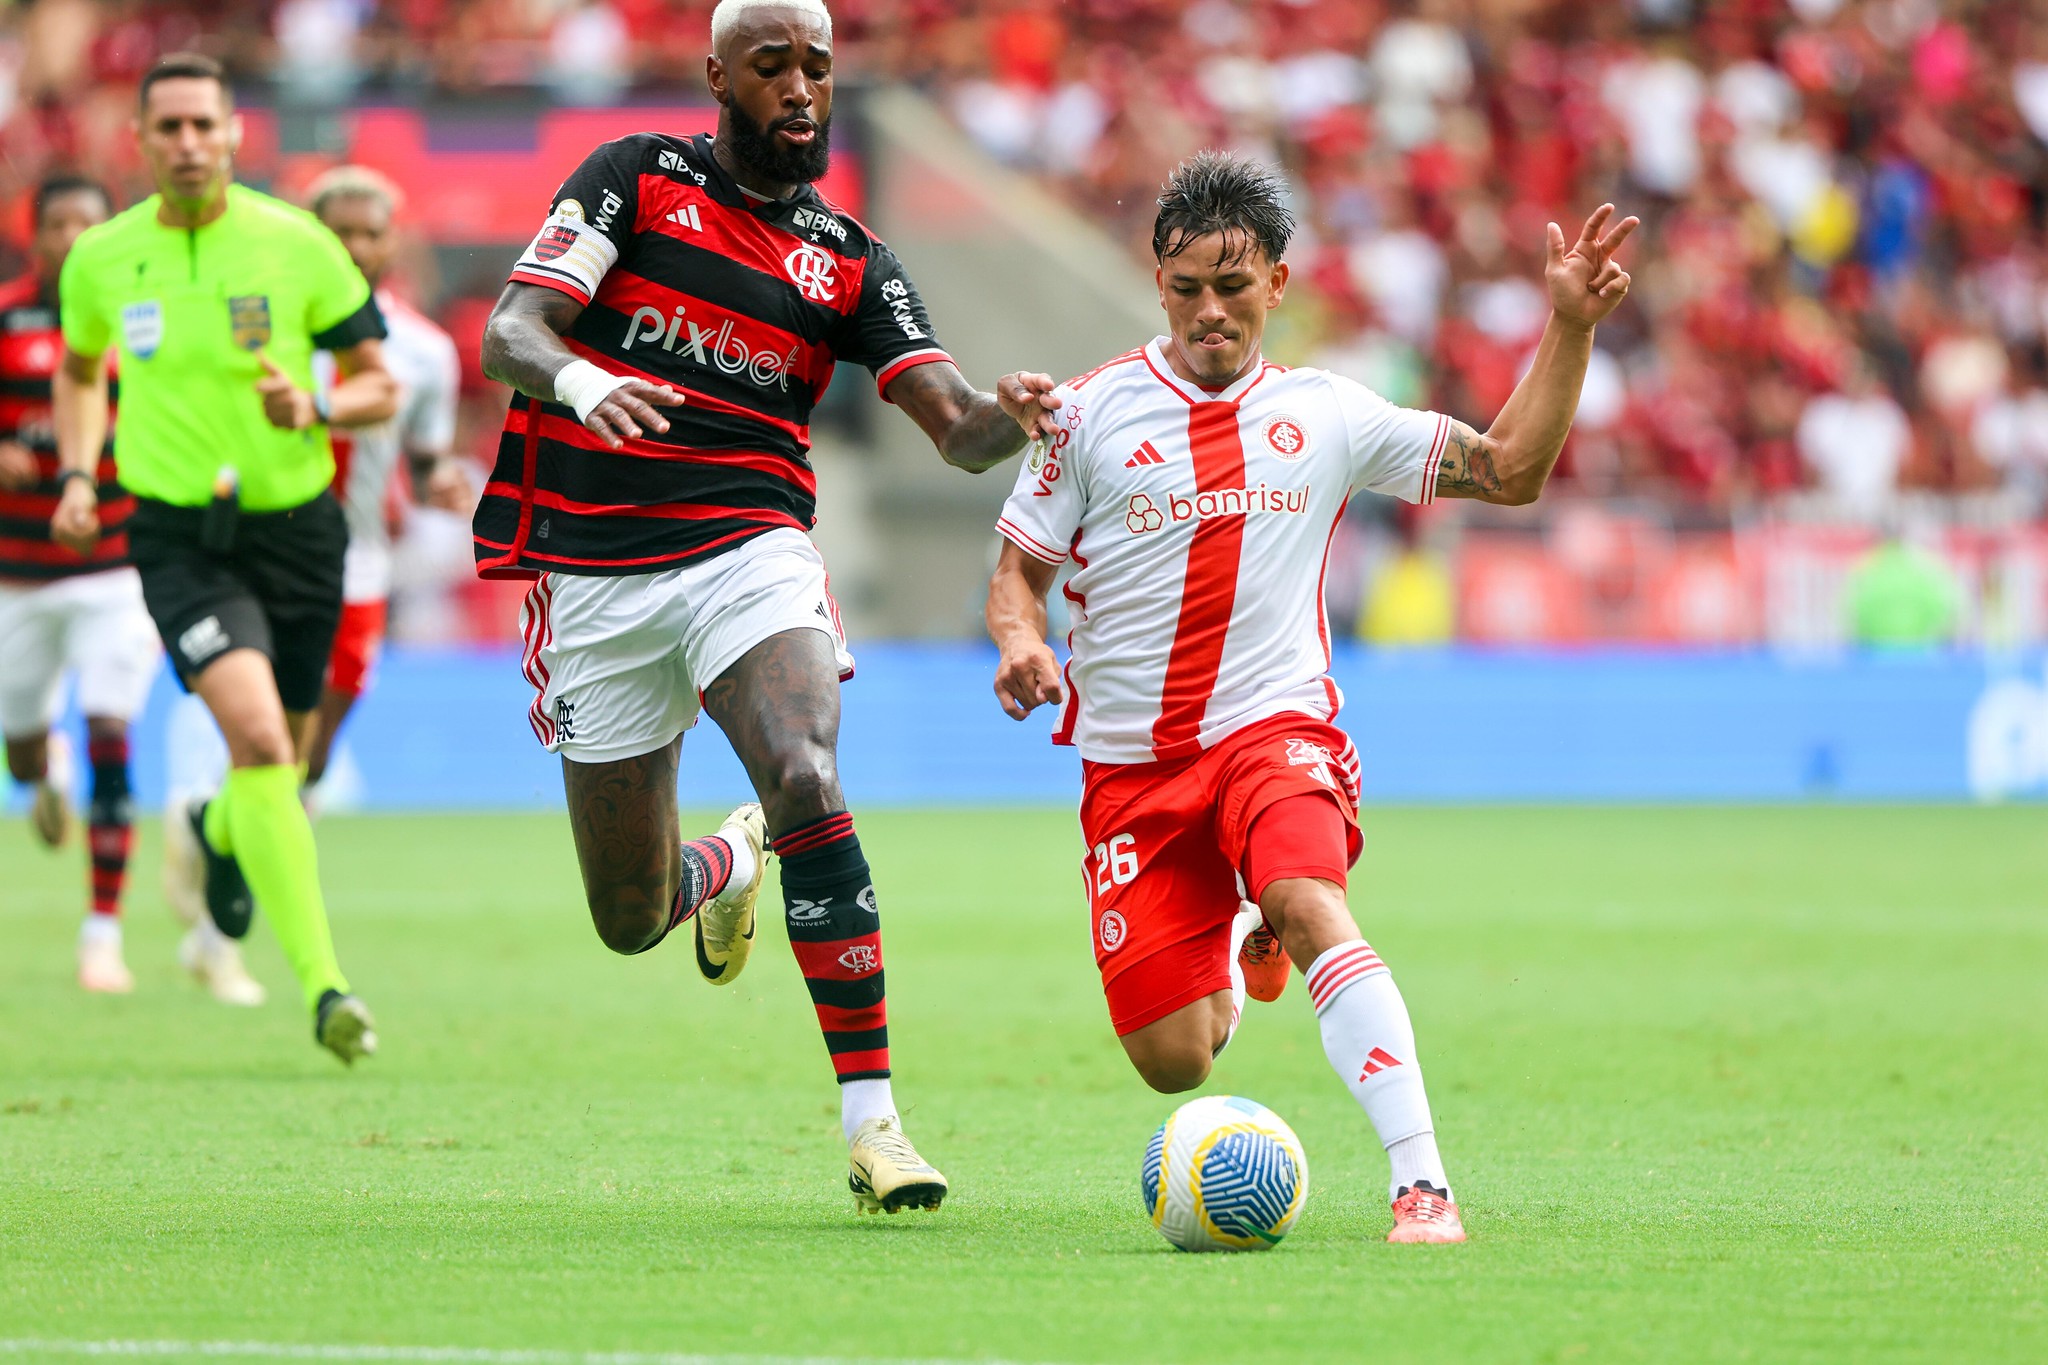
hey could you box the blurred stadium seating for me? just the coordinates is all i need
[2,0,2046,651]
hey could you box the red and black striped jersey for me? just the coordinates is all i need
[0,272,128,582]
[474,133,952,579]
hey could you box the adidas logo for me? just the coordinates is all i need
[1357,1046,1403,1080]
[1124,441,1167,468]
[666,204,703,231]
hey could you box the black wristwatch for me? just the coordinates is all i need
[55,468,96,496]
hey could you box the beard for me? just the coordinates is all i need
[724,100,832,187]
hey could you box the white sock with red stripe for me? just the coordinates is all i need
[1305,939,1450,1201]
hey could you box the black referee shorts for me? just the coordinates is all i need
[127,492,348,714]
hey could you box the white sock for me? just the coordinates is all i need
[840,1077,897,1144]
[713,833,757,899]
[1221,901,1259,1054]
[79,915,121,949]
[1306,939,1451,1201]
[186,915,227,952]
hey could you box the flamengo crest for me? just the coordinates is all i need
[784,242,839,303]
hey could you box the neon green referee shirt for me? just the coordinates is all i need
[59,184,384,512]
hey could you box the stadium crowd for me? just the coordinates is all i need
[3,1,2046,524]
[913,0,2048,522]
[2,0,2045,649]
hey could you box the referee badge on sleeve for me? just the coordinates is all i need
[228,295,272,351]
[121,300,163,359]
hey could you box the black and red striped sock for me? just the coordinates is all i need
[629,835,736,953]
[774,811,888,1082]
[85,734,133,919]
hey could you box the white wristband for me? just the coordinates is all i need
[553,359,630,424]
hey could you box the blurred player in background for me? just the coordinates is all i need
[986,154,1636,1243]
[301,166,467,796]
[51,54,397,1061]
[0,174,159,994]
[477,0,1054,1212]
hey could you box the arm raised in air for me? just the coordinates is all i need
[1433,204,1638,507]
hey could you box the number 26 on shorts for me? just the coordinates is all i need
[1091,833,1139,898]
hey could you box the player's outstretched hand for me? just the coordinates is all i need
[994,637,1064,721]
[50,476,100,557]
[255,350,317,431]
[996,371,1061,442]
[586,379,684,449]
[1546,204,1639,331]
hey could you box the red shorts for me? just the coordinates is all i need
[324,599,389,698]
[1079,712,1363,1036]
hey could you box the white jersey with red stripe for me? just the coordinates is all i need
[321,290,461,603]
[996,337,1448,766]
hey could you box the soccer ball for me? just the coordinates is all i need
[1141,1094,1309,1252]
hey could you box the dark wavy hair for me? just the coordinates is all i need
[139,52,230,111]
[34,174,112,225]
[1152,152,1296,267]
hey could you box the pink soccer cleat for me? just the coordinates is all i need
[1238,919,1290,1003]
[1387,1183,1466,1244]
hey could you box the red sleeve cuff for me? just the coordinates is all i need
[997,518,1068,565]
[508,269,593,307]
[875,348,955,401]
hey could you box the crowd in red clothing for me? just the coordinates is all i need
[903,0,2048,522]
[3,0,2046,525]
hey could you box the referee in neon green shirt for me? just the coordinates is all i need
[50,53,397,1064]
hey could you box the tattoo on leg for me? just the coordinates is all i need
[701,629,846,835]
[1437,422,1501,497]
[562,737,680,953]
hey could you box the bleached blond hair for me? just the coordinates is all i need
[306,165,403,220]
[710,0,832,55]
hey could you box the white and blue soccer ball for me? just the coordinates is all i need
[1141,1094,1309,1252]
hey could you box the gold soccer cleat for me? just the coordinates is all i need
[30,780,71,848]
[693,803,767,986]
[848,1116,948,1214]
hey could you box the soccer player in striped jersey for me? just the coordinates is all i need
[0,175,159,993]
[475,0,1058,1213]
[986,154,1637,1243]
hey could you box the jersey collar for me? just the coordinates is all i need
[692,133,827,221]
[1142,337,1273,407]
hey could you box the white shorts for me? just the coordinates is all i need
[0,568,162,736]
[518,527,854,763]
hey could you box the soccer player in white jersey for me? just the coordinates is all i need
[985,154,1636,1244]
[302,166,467,791]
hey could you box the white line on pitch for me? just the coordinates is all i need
[0,1343,1056,1365]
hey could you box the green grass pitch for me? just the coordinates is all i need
[2,805,2044,1364]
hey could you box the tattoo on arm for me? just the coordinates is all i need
[1435,421,1503,499]
[887,363,1029,473]
[480,284,588,400]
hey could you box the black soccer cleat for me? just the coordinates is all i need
[190,800,255,939]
